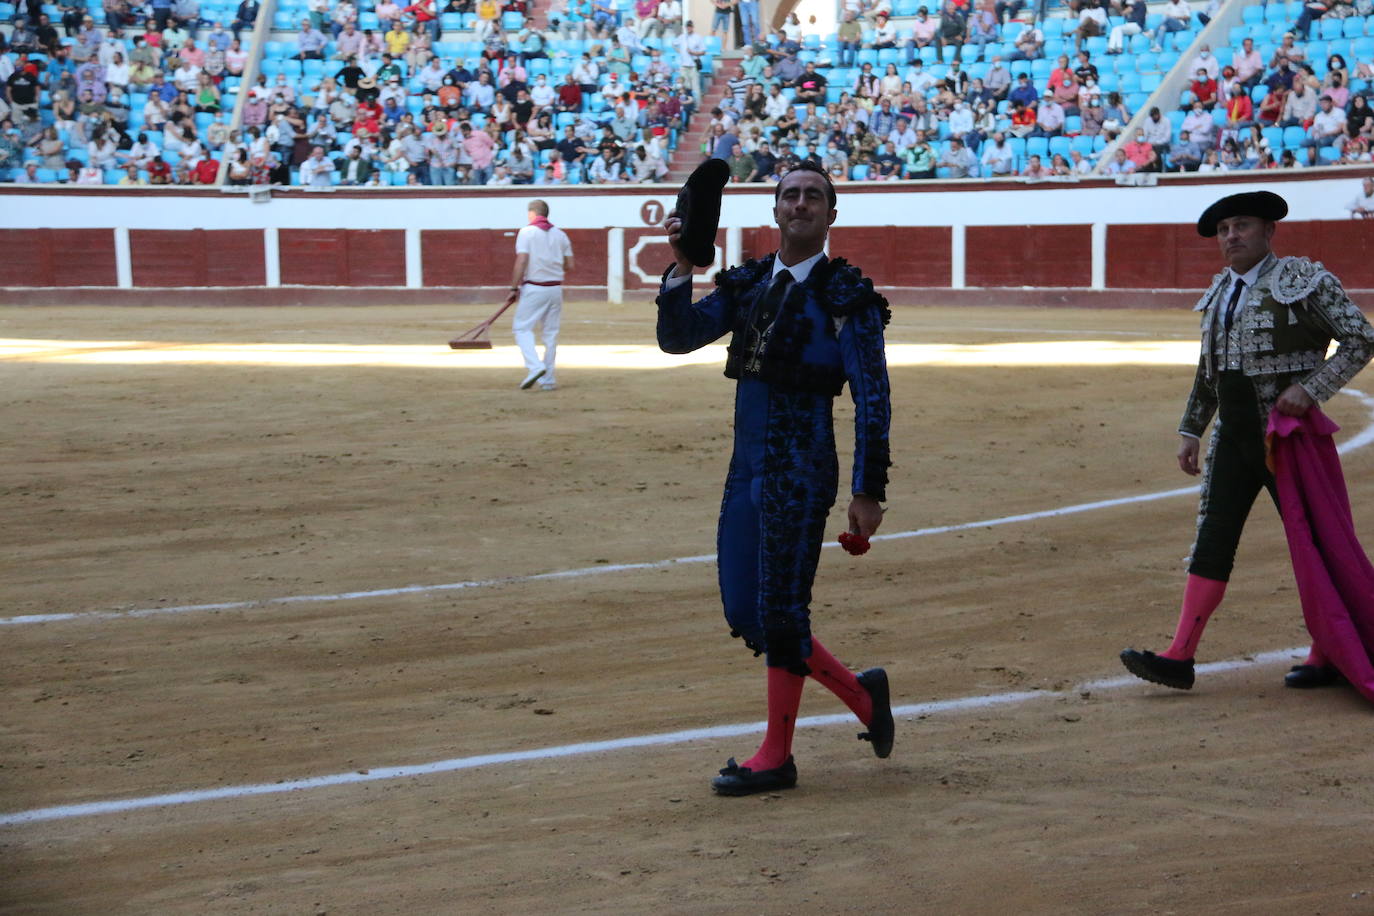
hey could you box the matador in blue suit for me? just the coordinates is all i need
[656,162,896,796]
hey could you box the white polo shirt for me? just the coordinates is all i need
[516,223,573,283]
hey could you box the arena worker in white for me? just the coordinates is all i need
[506,199,574,391]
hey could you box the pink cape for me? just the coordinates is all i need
[1267,407,1374,703]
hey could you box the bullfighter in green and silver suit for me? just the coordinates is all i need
[1122,191,1374,692]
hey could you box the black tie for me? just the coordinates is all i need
[764,268,794,311]
[745,269,794,372]
[1223,278,1245,332]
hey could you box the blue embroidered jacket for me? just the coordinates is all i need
[656,253,892,502]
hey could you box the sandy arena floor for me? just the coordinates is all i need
[4,302,1374,915]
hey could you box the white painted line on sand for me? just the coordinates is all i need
[5,390,1372,629]
[0,646,1306,828]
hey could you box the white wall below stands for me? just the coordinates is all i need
[0,173,1363,232]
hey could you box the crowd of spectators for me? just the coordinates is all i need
[245,0,709,186]
[1100,11,1374,175]
[2,0,256,182]
[702,13,1126,181]
[6,0,1374,185]
[692,0,1374,181]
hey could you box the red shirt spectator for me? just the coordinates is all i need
[1191,75,1218,107]
[403,0,435,23]
[1123,134,1153,166]
[1257,88,1285,125]
[354,99,382,134]
[193,157,220,183]
[557,80,582,110]
[146,157,172,182]
[1047,61,1075,95]
[1225,91,1253,124]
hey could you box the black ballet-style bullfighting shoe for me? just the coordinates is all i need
[856,667,894,759]
[1284,664,1347,689]
[1119,648,1195,690]
[710,757,798,796]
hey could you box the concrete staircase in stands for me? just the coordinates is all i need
[665,56,739,182]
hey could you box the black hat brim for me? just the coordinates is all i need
[676,158,730,268]
[1196,190,1288,237]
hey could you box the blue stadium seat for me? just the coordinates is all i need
[1319,18,1344,40]
[1241,5,1264,24]
[850,164,870,180]
[1281,125,1307,147]
[1343,17,1367,38]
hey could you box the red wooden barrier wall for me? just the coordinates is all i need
[3,221,1369,293]
[279,229,406,287]
[0,229,117,287]
[130,230,265,287]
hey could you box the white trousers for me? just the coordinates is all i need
[1108,22,1141,52]
[512,284,562,383]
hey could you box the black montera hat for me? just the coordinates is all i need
[676,157,730,267]
[1196,190,1288,237]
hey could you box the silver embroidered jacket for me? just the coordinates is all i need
[1179,254,1374,438]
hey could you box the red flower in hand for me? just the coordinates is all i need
[838,530,870,556]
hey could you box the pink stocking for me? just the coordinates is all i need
[1161,574,1227,661]
[805,638,874,725]
[741,666,805,772]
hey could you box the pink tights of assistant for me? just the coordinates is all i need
[1161,574,1228,661]
[741,639,874,772]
